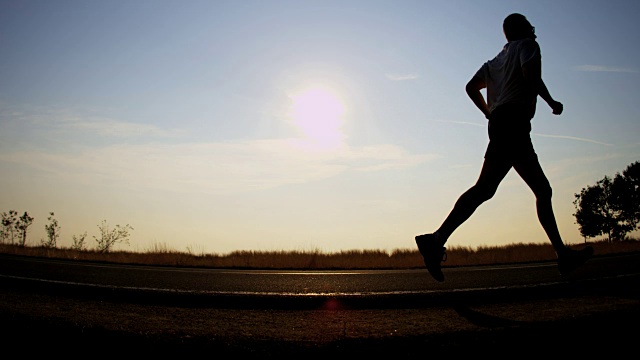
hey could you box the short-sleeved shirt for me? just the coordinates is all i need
[475,39,542,161]
[474,39,541,119]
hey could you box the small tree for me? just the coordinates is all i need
[616,161,640,230]
[1,210,18,244]
[15,211,34,247]
[573,182,607,240]
[41,212,60,248]
[93,220,133,253]
[574,161,640,242]
[71,232,88,251]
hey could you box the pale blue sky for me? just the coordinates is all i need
[1,0,638,254]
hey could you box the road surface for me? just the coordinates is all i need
[1,252,639,357]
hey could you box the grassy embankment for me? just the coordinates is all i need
[1,238,639,269]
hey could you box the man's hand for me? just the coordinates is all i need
[550,100,563,115]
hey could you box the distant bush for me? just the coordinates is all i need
[41,212,60,248]
[93,220,134,253]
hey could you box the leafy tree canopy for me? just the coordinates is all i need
[574,161,640,241]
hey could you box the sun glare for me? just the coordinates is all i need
[289,86,346,150]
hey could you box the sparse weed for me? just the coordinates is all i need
[93,220,134,253]
[71,232,88,251]
[41,212,60,248]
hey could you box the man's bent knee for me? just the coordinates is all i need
[469,183,498,203]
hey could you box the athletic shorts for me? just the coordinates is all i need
[484,104,538,162]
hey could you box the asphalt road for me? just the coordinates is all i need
[1,252,639,357]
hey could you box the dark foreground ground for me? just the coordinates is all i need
[1,274,639,358]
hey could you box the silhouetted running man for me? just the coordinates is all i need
[416,13,593,282]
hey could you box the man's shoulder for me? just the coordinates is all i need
[509,39,540,64]
[514,39,540,51]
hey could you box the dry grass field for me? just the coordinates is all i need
[1,237,638,269]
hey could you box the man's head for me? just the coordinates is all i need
[503,13,536,41]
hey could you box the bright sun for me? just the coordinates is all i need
[289,86,346,150]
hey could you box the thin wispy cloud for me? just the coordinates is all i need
[61,118,187,138]
[574,65,638,73]
[533,133,613,146]
[0,104,186,140]
[0,103,436,196]
[448,164,474,169]
[436,119,485,127]
[436,119,612,146]
[0,139,434,195]
[620,142,640,149]
[385,73,419,81]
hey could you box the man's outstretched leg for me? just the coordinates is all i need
[417,159,510,281]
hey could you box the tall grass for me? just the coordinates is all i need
[1,238,639,270]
